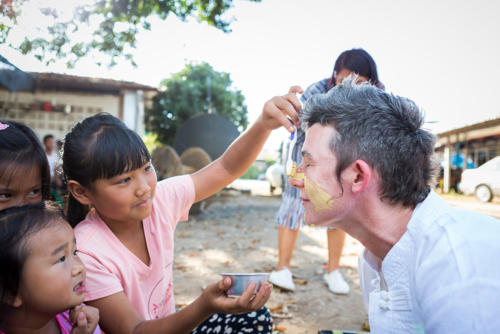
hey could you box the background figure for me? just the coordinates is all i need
[43,134,64,203]
[269,48,384,294]
[43,134,58,180]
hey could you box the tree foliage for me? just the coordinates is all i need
[0,0,260,67]
[145,62,248,145]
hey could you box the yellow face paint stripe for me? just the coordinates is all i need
[288,162,333,212]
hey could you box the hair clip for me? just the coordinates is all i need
[0,122,10,131]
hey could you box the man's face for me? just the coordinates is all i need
[293,124,352,226]
[44,137,55,151]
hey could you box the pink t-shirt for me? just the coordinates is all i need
[56,310,102,334]
[75,175,195,320]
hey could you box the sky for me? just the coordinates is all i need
[2,0,500,151]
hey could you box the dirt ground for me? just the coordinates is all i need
[173,191,368,334]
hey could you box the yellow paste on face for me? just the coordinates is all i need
[288,162,333,212]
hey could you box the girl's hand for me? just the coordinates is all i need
[201,277,272,315]
[288,85,304,95]
[69,304,100,334]
[258,87,303,133]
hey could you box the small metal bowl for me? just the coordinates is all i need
[220,273,269,297]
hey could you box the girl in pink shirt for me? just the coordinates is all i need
[62,92,301,333]
[0,202,100,334]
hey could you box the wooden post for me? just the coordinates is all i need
[463,132,468,170]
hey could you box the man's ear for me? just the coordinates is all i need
[67,180,92,205]
[345,159,372,194]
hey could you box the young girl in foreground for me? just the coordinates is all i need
[0,120,51,210]
[0,202,100,333]
[63,93,300,333]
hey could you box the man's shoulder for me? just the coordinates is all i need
[409,191,498,234]
[410,197,500,280]
[412,204,499,247]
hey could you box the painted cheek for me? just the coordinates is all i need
[304,178,334,212]
[289,163,334,212]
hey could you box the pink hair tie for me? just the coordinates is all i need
[0,122,9,131]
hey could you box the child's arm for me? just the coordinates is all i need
[87,277,272,334]
[191,91,302,202]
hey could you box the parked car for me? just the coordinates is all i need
[458,156,500,202]
[265,163,285,194]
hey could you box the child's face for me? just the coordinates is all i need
[87,162,157,225]
[18,220,86,313]
[0,166,43,210]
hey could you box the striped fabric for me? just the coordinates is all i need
[275,78,332,229]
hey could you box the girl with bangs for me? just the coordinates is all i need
[63,92,300,334]
[0,120,51,211]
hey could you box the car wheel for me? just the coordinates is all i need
[475,184,493,203]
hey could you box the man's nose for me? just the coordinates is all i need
[289,176,304,189]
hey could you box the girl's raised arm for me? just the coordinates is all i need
[191,91,301,203]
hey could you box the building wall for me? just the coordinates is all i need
[0,90,120,141]
[122,90,144,134]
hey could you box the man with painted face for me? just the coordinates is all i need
[289,78,500,333]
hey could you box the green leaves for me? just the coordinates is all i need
[3,0,261,67]
[145,62,248,145]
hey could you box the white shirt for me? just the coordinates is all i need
[46,150,59,178]
[358,190,500,333]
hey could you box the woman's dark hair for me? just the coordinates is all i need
[329,48,383,89]
[0,120,51,200]
[62,113,151,227]
[0,201,66,326]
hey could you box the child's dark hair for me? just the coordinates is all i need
[0,201,66,326]
[0,120,51,199]
[329,48,383,89]
[62,113,151,227]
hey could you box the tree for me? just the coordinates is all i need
[0,0,260,67]
[145,62,248,145]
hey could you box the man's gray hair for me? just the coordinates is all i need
[301,78,438,207]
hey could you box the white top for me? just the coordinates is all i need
[46,150,59,178]
[358,190,500,333]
